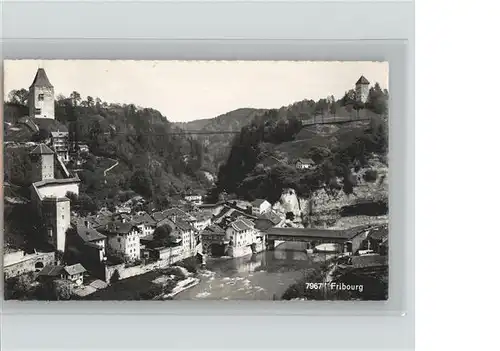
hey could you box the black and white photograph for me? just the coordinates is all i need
[3,60,389,301]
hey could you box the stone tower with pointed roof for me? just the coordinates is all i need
[28,68,55,119]
[355,75,370,103]
[30,144,55,182]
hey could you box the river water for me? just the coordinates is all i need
[174,242,336,300]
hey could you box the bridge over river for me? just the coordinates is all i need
[265,225,373,253]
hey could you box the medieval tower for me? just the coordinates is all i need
[355,75,370,103]
[30,144,55,183]
[28,68,55,119]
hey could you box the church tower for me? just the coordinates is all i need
[28,68,55,119]
[30,144,55,183]
[355,75,370,103]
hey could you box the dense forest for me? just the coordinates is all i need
[4,82,388,211]
[4,90,211,210]
[207,83,389,204]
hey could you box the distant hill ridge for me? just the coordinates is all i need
[173,108,265,132]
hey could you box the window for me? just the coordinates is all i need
[35,108,42,114]
[38,94,44,101]
[117,237,121,243]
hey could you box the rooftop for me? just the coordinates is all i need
[38,265,64,277]
[33,177,81,188]
[30,144,54,155]
[64,263,87,276]
[132,213,156,226]
[258,211,282,225]
[297,158,314,165]
[51,131,69,138]
[231,219,254,232]
[201,224,226,236]
[74,221,107,242]
[251,199,269,207]
[30,68,53,88]
[368,225,389,241]
[355,75,370,85]
[266,225,372,240]
[98,221,139,235]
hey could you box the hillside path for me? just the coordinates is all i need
[103,159,119,177]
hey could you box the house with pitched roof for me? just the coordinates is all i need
[71,220,107,263]
[28,68,55,119]
[251,198,272,216]
[63,263,86,286]
[201,224,228,257]
[97,219,141,261]
[132,213,157,238]
[225,218,258,257]
[157,217,197,253]
[295,158,315,170]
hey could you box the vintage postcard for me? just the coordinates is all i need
[3,60,389,301]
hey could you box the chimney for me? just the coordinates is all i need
[171,215,176,223]
[121,218,126,223]
[84,220,90,228]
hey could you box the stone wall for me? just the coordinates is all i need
[4,251,56,279]
[104,245,201,283]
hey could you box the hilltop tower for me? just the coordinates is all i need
[28,68,55,119]
[355,75,370,103]
[30,144,55,183]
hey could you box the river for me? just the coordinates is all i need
[174,242,336,300]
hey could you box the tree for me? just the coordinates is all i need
[50,279,72,300]
[8,89,29,105]
[365,83,388,115]
[70,91,81,107]
[153,225,177,247]
[32,128,50,142]
[328,95,337,116]
[86,96,94,108]
[130,169,153,198]
[110,270,121,283]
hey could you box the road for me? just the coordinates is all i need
[103,159,119,177]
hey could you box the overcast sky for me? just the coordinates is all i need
[4,60,388,122]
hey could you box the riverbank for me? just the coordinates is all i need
[84,261,201,300]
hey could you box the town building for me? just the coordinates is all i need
[132,213,157,238]
[63,264,87,286]
[72,220,107,263]
[254,211,284,231]
[197,203,225,217]
[97,219,141,261]
[29,144,80,252]
[295,158,315,170]
[191,212,212,232]
[28,68,55,119]
[157,217,197,253]
[37,265,64,282]
[184,194,203,206]
[355,75,370,103]
[366,225,388,255]
[251,199,272,216]
[201,224,228,257]
[50,130,70,163]
[225,218,258,257]
[77,144,89,153]
[152,208,196,226]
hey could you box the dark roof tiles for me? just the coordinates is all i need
[30,68,54,88]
